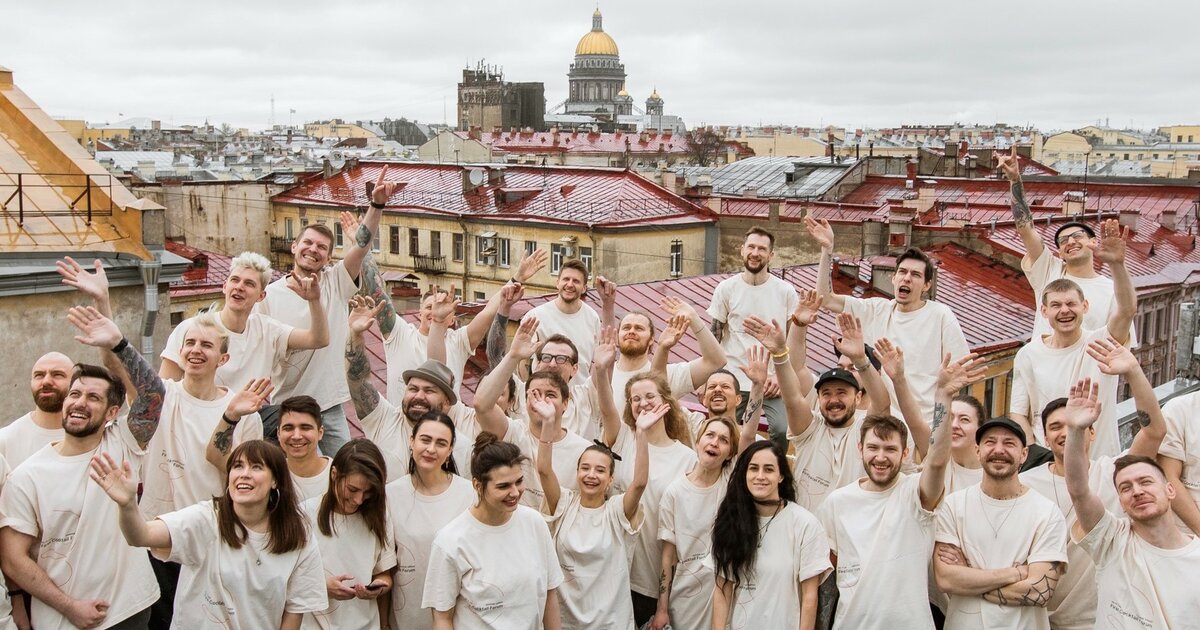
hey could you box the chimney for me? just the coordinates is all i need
[742,185,758,199]
[1160,208,1178,232]
[152,120,161,131]
[468,126,482,141]
[768,199,781,223]
[322,158,333,178]
[1118,208,1139,231]
[1062,191,1085,216]
[905,160,917,188]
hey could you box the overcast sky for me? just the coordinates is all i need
[5,0,1197,133]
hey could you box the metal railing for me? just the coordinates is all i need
[0,172,116,224]
[413,254,447,274]
[270,236,293,252]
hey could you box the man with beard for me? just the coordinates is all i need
[0,307,166,629]
[1063,379,1200,627]
[1019,339,1166,630]
[810,217,969,425]
[0,352,73,469]
[817,350,981,629]
[1010,219,1135,459]
[522,259,615,374]
[253,169,385,455]
[612,295,725,413]
[995,145,1135,342]
[707,226,799,452]
[933,416,1068,630]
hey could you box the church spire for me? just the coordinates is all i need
[592,8,603,31]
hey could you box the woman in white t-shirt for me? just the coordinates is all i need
[387,411,474,630]
[710,441,831,630]
[534,384,659,629]
[651,416,741,630]
[303,439,396,630]
[89,440,327,629]
[423,433,564,629]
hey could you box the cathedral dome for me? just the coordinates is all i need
[575,10,619,56]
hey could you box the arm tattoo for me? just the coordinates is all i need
[486,314,509,369]
[710,319,726,343]
[212,424,236,455]
[1010,181,1033,228]
[930,402,946,445]
[659,566,674,595]
[1136,410,1151,427]
[357,254,397,338]
[346,338,381,419]
[116,344,166,446]
[355,223,371,249]
[741,391,763,427]
[1017,571,1058,607]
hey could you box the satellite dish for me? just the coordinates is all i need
[468,169,485,186]
[686,173,698,187]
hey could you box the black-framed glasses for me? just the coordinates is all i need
[1057,230,1089,247]
[537,353,575,366]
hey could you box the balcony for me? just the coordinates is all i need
[413,254,447,274]
[270,236,292,252]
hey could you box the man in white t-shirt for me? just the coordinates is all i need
[933,416,1069,630]
[1061,379,1200,628]
[817,351,973,628]
[1021,341,1168,630]
[813,224,969,424]
[1,308,167,630]
[160,252,330,393]
[1010,222,1136,458]
[613,295,725,413]
[0,352,72,469]
[521,258,614,374]
[255,175,385,455]
[707,226,800,452]
[1160,390,1200,536]
[995,146,1136,343]
[475,317,594,508]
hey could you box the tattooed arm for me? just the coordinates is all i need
[205,379,272,470]
[996,145,1044,260]
[355,246,399,340]
[982,562,1062,607]
[346,296,385,421]
[650,543,677,630]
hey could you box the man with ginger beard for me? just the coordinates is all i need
[0,352,72,469]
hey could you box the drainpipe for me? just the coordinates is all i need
[139,256,162,356]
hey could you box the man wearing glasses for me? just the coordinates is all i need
[996,146,1135,342]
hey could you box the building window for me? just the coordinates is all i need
[475,236,489,264]
[285,218,294,240]
[372,229,381,253]
[452,233,464,261]
[474,291,486,302]
[334,222,343,249]
[551,244,564,274]
[525,240,537,258]
[430,231,442,258]
[453,287,463,300]
[389,225,400,255]
[579,246,592,273]
[499,238,511,267]
[409,228,420,257]
[669,240,683,277]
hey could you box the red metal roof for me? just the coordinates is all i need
[459,130,692,155]
[166,240,284,299]
[718,198,882,223]
[273,161,715,229]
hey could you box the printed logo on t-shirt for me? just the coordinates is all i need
[1104,600,1155,629]
[467,580,507,620]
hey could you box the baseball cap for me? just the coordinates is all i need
[815,368,861,392]
[975,416,1027,446]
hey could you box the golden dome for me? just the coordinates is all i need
[576,10,619,56]
[617,86,630,97]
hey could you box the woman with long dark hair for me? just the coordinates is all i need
[709,441,830,630]
[387,411,474,630]
[90,439,326,629]
[423,432,563,629]
[302,439,395,629]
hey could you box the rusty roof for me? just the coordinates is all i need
[166,239,285,298]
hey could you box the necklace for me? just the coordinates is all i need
[1048,463,1077,521]
[756,501,784,548]
[977,488,1019,539]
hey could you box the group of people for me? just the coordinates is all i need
[0,152,1195,630]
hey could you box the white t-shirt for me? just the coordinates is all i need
[1010,327,1120,458]
[611,360,696,418]
[290,457,332,503]
[1021,458,1121,630]
[504,420,591,509]
[158,500,327,629]
[546,489,641,629]
[934,485,1069,630]
[257,261,358,409]
[944,461,983,497]
[387,474,475,630]
[423,505,565,629]
[515,377,599,441]
[0,413,64,470]
[360,396,479,483]
[789,415,867,512]
[843,296,969,421]
[611,425,698,597]
[383,321,474,408]
[1023,249,1136,344]
[817,474,937,629]
[141,379,263,520]
[300,497,397,630]
[658,469,730,630]
[524,300,602,373]
[707,273,800,391]
[0,455,19,630]
[0,425,159,630]
[1160,391,1200,535]
[708,502,832,630]
[1075,510,1200,629]
[162,312,294,391]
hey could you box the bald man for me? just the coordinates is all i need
[0,352,72,468]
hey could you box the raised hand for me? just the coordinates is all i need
[803,215,834,250]
[657,314,689,353]
[286,272,320,302]
[995,144,1021,183]
[228,378,273,418]
[792,288,821,327]
[370,166,401,206]
[592,324,617,370]
[874,338,905,380]
[514,249,549,283]
[1088,218,1128,265]
[1063,378,1102,430]
[740,345,769,388]
[429,284,460,323]
[743,316,786,354]
[67,305,123,350]
[635,403,671,433]
[499,281,525,308]
[348,295,383,335]
[88,452,137,507]
[832,313,867,363]
[510,316,540,360]
[659,295,698,324]
[937,352,986,396]
[339,211,360,240]
[1086,336,1137,376]
[595,275,617,306]
[57,256,109,301]
[527,388,556,424]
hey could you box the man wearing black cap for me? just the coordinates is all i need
[933,414,1069,630]
[996,145,1135,342]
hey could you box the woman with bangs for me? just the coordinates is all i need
[386,411,474,630]
[533,381,660,629]
[302,439,395,630]
[90,439,326,629]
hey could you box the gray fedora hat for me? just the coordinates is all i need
[401,359,458,406]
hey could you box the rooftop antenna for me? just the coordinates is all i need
[270,94,276,129]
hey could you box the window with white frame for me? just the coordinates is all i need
[499,238,511,267]
[670,240,683,277]
[551,244,564,274]
[579,246,592,273]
